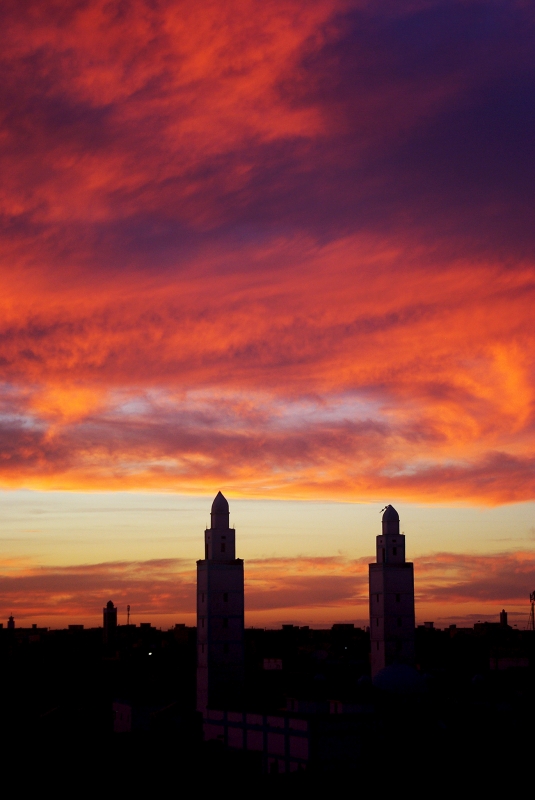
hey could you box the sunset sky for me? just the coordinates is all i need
[0,0,534,629]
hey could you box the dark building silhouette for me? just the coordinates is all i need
[0,496,532,783]
[369,505,415,676]
[103,600,117,646]
[197,492,244,714]
[7,615,15,630]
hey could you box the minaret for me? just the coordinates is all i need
[369,505,415,676]
[103,600,117,646]
[196,492,244,715]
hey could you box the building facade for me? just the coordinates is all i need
[369,505,415,676]
[203,707,369,774]
[197,492,244,714]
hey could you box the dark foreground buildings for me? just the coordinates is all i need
[0,494,533,788]
[195,495,534,777]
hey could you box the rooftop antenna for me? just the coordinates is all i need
[529,592,535,631]
[127,604,131,626]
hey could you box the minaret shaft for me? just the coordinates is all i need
[369,505,415,676]
[197,492,244,714]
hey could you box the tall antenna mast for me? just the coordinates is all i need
[127,604,130,626]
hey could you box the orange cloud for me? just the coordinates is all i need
[1,550,532,629]
[0,0,341,228]
[0,1,533,504]
[0,240,532,502]
[0,558,195,624]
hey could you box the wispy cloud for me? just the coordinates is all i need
[1,550,533,627]
[0,1,533,505]
[0,558,195,620]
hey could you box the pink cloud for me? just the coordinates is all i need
[0,1,532,506]
[1,550,532,628]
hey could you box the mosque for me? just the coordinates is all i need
[197,492,416,770]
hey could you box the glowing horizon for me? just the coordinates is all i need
[0,1,533,627]
[1,491,533,630]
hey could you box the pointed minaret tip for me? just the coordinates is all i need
[211,491,229,513]
[210,491,230,530]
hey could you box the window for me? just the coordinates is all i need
[396,594,400,603]
[221,543,226,553]
[223,618,228,628]
[393,547,397,555]
[223,593,228,602]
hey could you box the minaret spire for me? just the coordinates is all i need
[197,492,244,715]
[369,504,415,676]
[211,491,230,530]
